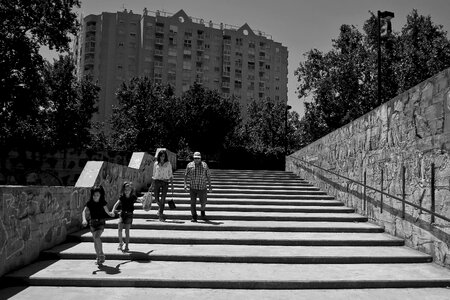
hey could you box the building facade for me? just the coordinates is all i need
[74,9,288,122]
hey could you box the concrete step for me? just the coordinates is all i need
[171,180,313,186]
[124,210,368,222]
[104,219,385,233]
[169,192,328,198]
[42,243,432,264]
[69,229,404,246]
[162,195,336,201]
[6,260,450,288]
[175,170,301,177]
[168,188,322,195]
[4,286,450,300]
[169,186,321,192]
[130,204,354,213]
[172,178,310,184]
[135,198,343,206]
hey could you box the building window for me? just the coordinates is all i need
[170,25,178,33]
[183,61,192,70]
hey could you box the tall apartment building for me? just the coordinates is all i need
[74,9,288,122]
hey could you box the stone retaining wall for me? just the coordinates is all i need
[0,186,90,277]
[287,68,450,267]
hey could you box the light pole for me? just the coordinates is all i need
[377,10,394,106]
[285,104,292,156]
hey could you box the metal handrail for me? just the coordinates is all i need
[290,156,450,223]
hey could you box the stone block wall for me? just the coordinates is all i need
[0,186,90,276]
[287,68,450,267]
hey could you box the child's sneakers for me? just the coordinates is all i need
[124,245,129,252]
[95,255,105,265]
[99,254,105,264]
[118,242,123,251]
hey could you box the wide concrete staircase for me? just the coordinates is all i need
[3,169,450,299]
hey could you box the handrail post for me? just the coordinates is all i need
[431,163,435,224]
[380,168,384,213]
[363,170,367,212]
[402,165,406,219]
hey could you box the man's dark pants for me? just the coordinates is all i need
[189,188,207,219]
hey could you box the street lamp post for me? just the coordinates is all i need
[377,10,394,106]
[285,105,292,156]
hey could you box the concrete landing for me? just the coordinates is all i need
[3,286,450,300]
[6,260,450,288]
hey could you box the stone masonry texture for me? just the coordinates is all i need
[287,68,450,268]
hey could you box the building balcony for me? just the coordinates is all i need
[155,38,164,44]
[154,49,164,56]
[156,27,164,33]
[222,71,230,77]
[85,47,95,53]
[222,82,230,88]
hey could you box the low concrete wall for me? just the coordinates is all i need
[75,152,155,206]
[287,68,450,267]
[0,150,165,277]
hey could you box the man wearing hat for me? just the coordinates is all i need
[184,151,212,222]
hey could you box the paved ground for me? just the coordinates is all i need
[2,286,450,300]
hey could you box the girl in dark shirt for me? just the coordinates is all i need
[82,185,114,265]
[112,181,140,252]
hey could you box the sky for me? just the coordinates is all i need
[42,0,450,117]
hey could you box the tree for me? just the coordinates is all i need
[295,24,373,142]
[242,98,286,155]
[42,55,99,150]
[394,9,450,93]
[109,77,176,152]
[177,83,241,156]
[0,0,80,148]
[296,10,450,146]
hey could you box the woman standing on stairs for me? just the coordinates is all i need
[81,185,115,265]
[152,149,174,222]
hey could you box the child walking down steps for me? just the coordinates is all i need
[112,181,141,252]
[81,185,115,265]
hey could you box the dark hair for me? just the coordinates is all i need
[157,149,168,164]
[120,181,134,197]
[90,185,105,202]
